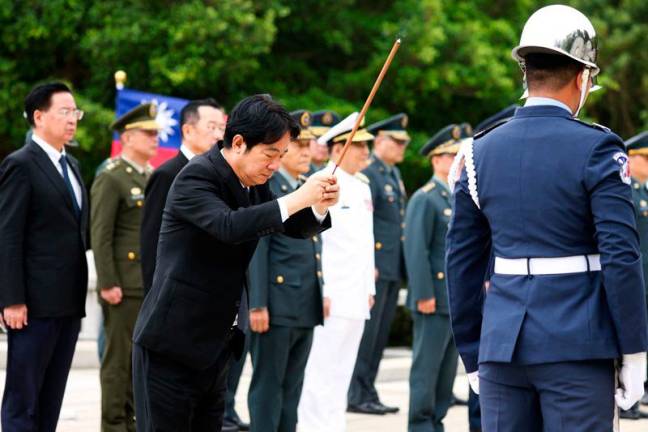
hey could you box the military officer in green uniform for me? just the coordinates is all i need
[91,103,159,432]
[247,110,326,432]
[308,110,340,173]
[625,130,648,416]
[404,124,463,432]
[348,113,409,414]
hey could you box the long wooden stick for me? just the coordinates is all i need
[333,39,401,174]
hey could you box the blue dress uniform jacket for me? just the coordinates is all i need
[363,155,406,281]
[404,177,452,314]
[249,172,324,328]
[446,105,648,373]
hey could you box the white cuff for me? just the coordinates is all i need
[277,197,289,222]
[311,206,327,222]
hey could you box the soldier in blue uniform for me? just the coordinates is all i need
[347,113,409,415]
[624,130,648,418]
[446,5,648,431]
[404,124,462,432]
[247,110,325,432]
[308,110,340,173]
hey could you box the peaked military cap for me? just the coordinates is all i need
[420,124,462,157]
[310,110,341,138]
[460,122,473,140]
[367,113,411,142]
[475,104,518,133]
[625,131,648,156]
[319,112,374,147]
[110,102,160,133]
[290,110,316,140]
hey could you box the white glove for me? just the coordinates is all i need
[615,352,647,410]
[468,370,480,395]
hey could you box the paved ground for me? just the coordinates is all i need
[0,348,646,431]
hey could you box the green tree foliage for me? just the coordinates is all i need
[1,0,646,188]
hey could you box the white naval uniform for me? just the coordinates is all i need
[298,163,376,432]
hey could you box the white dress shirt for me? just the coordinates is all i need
[321,162,375,320]
[32,133,83,208]
[180,144,196,161]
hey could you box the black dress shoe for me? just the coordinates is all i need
[620,408,640,420]
[641,392,648,406]
[223,411,250,431]
[347,401,387,415]
[374,401,399,414]
[221,418,239,432]
[451,394,468,406]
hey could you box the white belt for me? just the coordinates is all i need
[494,254,601,275]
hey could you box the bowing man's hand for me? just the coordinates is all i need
[284,172,339,216]
[250,308,270,333]
[2,304,28,330]
[314,175,339,213]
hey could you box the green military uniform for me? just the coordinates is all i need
[91,103,158,432]
[247,111,324,432]
[308,110,339,174]
[625,131,648,409]
[404,124,464,432]
[348,114,409,411]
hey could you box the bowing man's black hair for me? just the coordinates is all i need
[223,94,299,151]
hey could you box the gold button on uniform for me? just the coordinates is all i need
[276,275,285,284]
[312,236,318,242]
[136,200,143,207]
[127,252,136,260]
[641,200,647,207]
[375,242,382,250]
[316,253,321,260]
[401,223,405,228]
[437,272,445,280]
[400,209,405,216]
[443,208,452,217]
[401,236,405,241]
[317,271,322,277]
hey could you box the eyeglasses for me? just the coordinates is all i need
[55,108,84,120]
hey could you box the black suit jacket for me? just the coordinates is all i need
[133,148,330,370]
[140,151,189,295]
[0,140,89,317]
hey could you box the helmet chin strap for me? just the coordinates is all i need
[574,68,591,118]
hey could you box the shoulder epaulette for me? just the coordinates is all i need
[570,118,611,133]
[474,118,510,139]
[355,172,370,184]
[106,159,121,171]
[421,182,435,193]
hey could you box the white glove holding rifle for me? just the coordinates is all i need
[615,352,647,410]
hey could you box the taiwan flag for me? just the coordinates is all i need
[112,88,189,168]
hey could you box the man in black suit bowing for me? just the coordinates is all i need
[132,94,339,432]
[140,98,226,295]
[0,82,89,431]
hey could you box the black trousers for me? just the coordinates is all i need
[348,278,400,405]
[224,329,249,420]
[132,342,232,432]
[1,317,80,432]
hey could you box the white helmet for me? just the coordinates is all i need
[513,5,600,115]
[512,4,599,75]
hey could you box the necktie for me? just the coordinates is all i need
[59,155,81,219]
